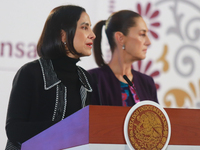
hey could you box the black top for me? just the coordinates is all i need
[5,56,93,147]
[52,56,82,117]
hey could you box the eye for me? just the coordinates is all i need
[82,26,88,30]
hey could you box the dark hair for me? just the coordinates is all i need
[93,10,141,67]
[37,5,86,59]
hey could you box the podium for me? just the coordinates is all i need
[21,105,200,150]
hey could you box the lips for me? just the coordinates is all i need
[86,42,93,48]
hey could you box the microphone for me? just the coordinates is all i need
[123,75,133,86]
[123,75,141,101]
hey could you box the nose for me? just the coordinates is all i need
[145,35,151,46]
[89,30,96,40]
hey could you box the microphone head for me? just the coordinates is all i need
[123,75,133,86]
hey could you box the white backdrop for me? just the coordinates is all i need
[1,0,200,149]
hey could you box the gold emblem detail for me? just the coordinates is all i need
[128,105,168,150]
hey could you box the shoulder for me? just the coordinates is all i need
[20,59,39,70]
[12,59,41,86]
[88,65,111,77]
[132,70,157,92]
[88,67,104,73]
[14,59,41,78]
[132,69,154,82]
[132,69,152,78]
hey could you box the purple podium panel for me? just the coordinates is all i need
[21,106,90,150]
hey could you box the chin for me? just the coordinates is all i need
[141,55,146,60]
[86,50,92,56]
[81,52,92,57]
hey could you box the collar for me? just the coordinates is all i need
[39,58,92,92]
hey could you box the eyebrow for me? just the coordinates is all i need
[80,22,91,26]
[140,29,148,32]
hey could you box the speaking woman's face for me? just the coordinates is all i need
[70,12,96,58]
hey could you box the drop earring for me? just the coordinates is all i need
[122,44,125,50]
[64,42,66,45]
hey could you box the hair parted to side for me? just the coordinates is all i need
[37,5,86,59]
[92,10,141,67]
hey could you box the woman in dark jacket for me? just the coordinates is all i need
[5,5,96,149]
[88,10,158,106]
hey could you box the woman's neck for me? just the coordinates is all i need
[51,55,79,72]
[108,49,133,83]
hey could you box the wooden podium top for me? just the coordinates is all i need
[89,105,200,146]
[22,105,200,150]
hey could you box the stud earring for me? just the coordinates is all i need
[122,45,125,50]
[64,42,66,45]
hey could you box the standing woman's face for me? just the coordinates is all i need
[124,17,151,61]
[70,12,96,58]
